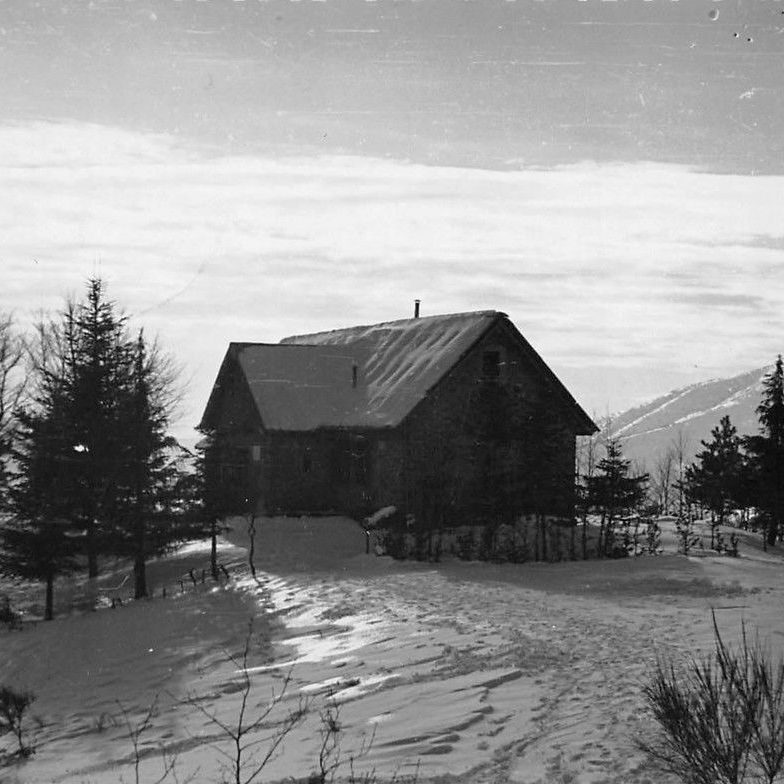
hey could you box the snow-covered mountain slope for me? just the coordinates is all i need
[609,365,771,468]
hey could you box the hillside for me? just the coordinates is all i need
[3,517,784,784]
[610,365,771,468]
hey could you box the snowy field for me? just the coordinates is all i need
[2,517,784,784]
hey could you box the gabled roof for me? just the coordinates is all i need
[201,310,596,433]
[235,342,369,431]
[279,310,500,428]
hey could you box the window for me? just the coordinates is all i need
[331,438,351,483]
[220,447,249,486]
[220,463,246,485]
[329,434,367,485]
[350,437,368,484]
[483,350,501,379]
[303,448,312,473]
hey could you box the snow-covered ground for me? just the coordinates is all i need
[2,516,784,783]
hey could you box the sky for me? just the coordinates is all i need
[1,0,783,443]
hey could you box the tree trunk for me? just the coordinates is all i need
[247,514,257,578]
[605,513,614,557]
[534,516,540,561]
[86,518,98,578]
[210,518,219,580]
[767,518,778,547]
[582,515,588,560]
[45,572,54,621]
[598,513,606,558]
[134,551,147,599]
[133,501,147,599]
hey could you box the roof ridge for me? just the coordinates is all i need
[233,341,358,350]
[281,309,503,344]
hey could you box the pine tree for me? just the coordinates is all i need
[69,279,132,576]
[587,438,648,557]
[3,279,186,609]
[686,415,743,548]
[111,333,185,599]
[745,356,784,547]
[675,514,700,555]
[18,281,132,578]
[0,378,82,619]
[195,429,234,580]
[576,428,601,560]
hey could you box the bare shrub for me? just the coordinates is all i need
[639,614,784,784]
[181,620,306,784]
[676,514,701,556]
[0,595,22,631]
[309,700,376,784]
[0,685,37,761]
[116,696,191,784]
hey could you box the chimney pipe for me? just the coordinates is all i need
[414,299,420,318]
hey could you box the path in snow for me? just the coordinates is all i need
[3,517,783,783]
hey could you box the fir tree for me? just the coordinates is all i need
[745,356,784,547]
[675,514,700,555]
[686,415,743,548]
[587,438,648,557]
[194,429,234,580]
[576,428,601,560]
[0,519,79,621]
[0,387,82,619]
[111,333,185,599]
[69,279,132,576]
[4,279,186,608]
[19,281,132,577]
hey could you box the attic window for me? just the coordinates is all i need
[482,350,501,379]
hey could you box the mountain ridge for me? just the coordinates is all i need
[608,365,771,468]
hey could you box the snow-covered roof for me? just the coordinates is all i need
[235,342,371,431]
[276,310,504,427]
[230,311,499,430]
[203,309,595,433]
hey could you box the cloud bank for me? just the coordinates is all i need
[2,122,783,436]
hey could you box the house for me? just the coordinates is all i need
[199,309,596,527]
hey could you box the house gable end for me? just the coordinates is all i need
[199,344,265,434]
[398,313,597,435]
[498,319,597,435]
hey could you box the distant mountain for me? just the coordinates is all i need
[609,365,771,469]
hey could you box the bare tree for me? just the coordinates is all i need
[0,686,37,761]
[311,700,377,784]
[671,429,690,520]
[314,702,343,784]
[116,696,186,784]
[0,314,25,502]
[181,620,306,784]
[652,447,676,515]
